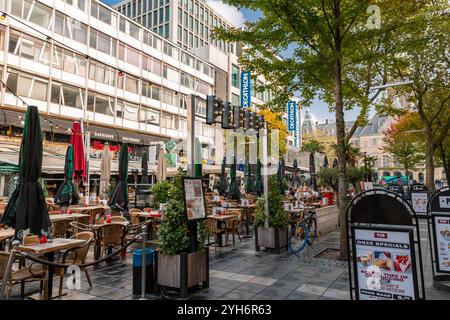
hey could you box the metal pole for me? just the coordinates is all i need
[0,240,19,300]
[140,225,147,300]
[262,127,269,228]
[187,95,196,177]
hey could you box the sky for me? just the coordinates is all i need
[101,0,363,122]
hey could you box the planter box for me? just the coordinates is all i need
[316,205,339,236]
[255,227,288,253]
[155,249,209,298]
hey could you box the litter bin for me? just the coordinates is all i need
[132,248,154,295]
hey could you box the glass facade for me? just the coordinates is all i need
[1,0,215,143]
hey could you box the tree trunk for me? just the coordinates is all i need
[438,144,450,186]
[425,128,436,191]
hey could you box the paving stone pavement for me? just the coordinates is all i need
[5,220,450,300]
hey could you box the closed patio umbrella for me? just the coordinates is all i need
[100,143,111,198]
[323,156,329,168]
[108,143,129,213]
[246,160,254,193]
[156,148,167,182]
[277,160,286,194]
[219,156,227,196]
[140,150,149,187]
[1,106,51,239]
[54,144,79,207]
[69,121,85,185]
[228,156,240,200]
[254,159,263,196]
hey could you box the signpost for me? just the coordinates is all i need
[346,189,425,300]
[427,187,450,292]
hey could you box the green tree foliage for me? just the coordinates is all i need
[253,176,288,228]
[383,121,425,181]
[151,180,172,208]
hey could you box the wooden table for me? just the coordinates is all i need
[237,205,255,237]
[49,213,90,222]
[0,228,14,242]
[70,206,109,213]
[0,228,14,250]
[18,238,86,300]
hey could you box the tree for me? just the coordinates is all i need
[302,139,325,190]
[387,2,450,190]
[382,122,425,183]
[215,0,437,258]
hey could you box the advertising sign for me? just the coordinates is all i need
[439,196,450,208]
[352,226,418,300]
[287,101,297,131]
[241,71,251,108]
[148,146,156,165]
[363,182,374,190]
[166,140,177,152]
[164,153,177,167]
[432,215,450,273]
[183,178,207,221]
[411,192,428,215]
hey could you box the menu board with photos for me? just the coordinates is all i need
[352,226,418,300]
[183,178,206,221]
[433,215,450,273]
[411,192,428,214]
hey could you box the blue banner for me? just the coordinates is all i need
[288,101,297,131]
[241,71,251,108]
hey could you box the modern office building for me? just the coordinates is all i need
[113,0,302,166]
[0,0,221,166]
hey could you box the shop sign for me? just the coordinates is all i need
[241,71,251,108]
[352,226,418,300]
[287,101,297,131]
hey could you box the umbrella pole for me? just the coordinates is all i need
[81,120,91,205]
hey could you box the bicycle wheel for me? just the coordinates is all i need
[288,222,309,254]
[307,218,317,245]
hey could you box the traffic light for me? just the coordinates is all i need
[244,109,252,131]
[206,95,222,124]
[256,115,265,131]
[235,107,246,130]
[221,102,234,129]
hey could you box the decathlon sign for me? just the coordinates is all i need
[241,71,251,108]
[288,101,297,131]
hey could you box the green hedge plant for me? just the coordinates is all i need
[151,180,172,209]
[253,176,288,229]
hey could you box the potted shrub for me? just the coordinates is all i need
[155,169,209,298]
[151,180,171,209]
[254,176,289,253]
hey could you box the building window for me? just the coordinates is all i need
[232,94,239,106]
[231,64,239,88]
[257,80,264,101]
[140,106,160,125]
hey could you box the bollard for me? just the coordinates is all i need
[140,225,147,300]
[0,240,20,300]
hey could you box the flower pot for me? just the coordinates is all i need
[155,249,209,298]
[255,226,288,254]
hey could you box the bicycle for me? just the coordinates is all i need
[288,209,317,255]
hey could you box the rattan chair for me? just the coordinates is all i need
[96,224,127,259]
[51,220,71,238]
[0,251,47,299]
[109,216,127,223]
[224,210,242,245]
[89,207,106,224]
[207,217,226,252]
[54,231,95,297]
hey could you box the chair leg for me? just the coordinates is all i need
[85,269,93,287]
[232,231,235,245]
[6,284,12,300]
[58,276,64,297]
[20,281,25,299]
[237,227,241,242]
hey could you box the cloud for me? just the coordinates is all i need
[205,0,246,28]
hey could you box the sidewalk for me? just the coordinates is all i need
[9,221,450,300]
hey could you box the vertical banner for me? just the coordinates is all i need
[294,103,300,147]
[241,71,251,108]
[288,100,297,131]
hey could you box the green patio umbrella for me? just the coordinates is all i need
[194,137,202,178]
[254,159,263,196]
[108,143,129,213]
[323,156,329,168]
[1,106,51,240]
[54,144,79,207]
[277,160,286,194]
[246,161,254,193]
[227,156,240,200]
[219,156,228,195]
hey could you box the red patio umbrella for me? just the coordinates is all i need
[69,121,86,184]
